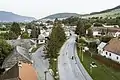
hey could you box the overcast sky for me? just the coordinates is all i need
[0,0,120,19]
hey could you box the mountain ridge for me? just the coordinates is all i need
[82,5,120,18]
[0,11,36,22]
[41,13,80,20]
[41,5,120,20]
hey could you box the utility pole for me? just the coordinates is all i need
[81,46,83,62]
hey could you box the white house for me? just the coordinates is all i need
[40,29,46,34]
[21,26,26,33]
[89,27,120,37]
[38,34,46,44]
[90,27,104,37]
[65,31,70,38]
[27,29,32,36]
[102,24,119,28]
[97,38,120,63]
[46,25,53,29]
[113,32,120,37]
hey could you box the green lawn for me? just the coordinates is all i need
[78,49,120,80]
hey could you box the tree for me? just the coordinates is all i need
[45,22,66,79]
[87,29,93,38]
[46,23,66,58]
[0,31,17,40]
[38,27,41,35]
[75,21,86,37]
[0,39,13,66]
[30,27,38,38]
[84,23,92,30]
[21,32,30,39]
[10,22,21,36]
[8,31,17,40]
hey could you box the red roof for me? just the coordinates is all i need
[19,62,37,80]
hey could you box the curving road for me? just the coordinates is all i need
[58,32,92,80]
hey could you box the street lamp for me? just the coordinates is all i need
[44,71,48,80]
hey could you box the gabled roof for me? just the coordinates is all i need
[104,38,120,55]
[2,46,32,69]
[6,39,31,49]
[97,42,107,50]
[38,34,45,40]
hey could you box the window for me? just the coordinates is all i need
[109,53,111,56]
[106,52,107,55]
[117,56,119,60]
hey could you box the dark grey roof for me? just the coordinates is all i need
[2,63,19,80]
[2,46,32,69]
[6,39,32,49]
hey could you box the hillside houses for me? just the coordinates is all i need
[97,38,120,63]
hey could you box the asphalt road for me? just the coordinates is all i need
[58,32,93,80]
[31,46,54,80]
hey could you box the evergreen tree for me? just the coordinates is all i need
[87,29,93,37]
[75,21,86,37]
[46,23,66,58]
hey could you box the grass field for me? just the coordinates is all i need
[78,48,120,80]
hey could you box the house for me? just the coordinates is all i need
[89,27,120,37]
[65,31,70,38]
[27,29,32,36]
[38,34,46,44]
[20,26,26,33]
[0,46,37,80]
[0,62,37,80]
[97,38,120,63]
[46,25,53,29]
[102,24,119,28]
[114,32,120,37]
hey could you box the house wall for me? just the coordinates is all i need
[99,50,120,63]
[98,48,103,54]
[114,32,120,37]
[93,31,101,36]
[38,40,45,44]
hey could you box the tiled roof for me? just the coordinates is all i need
[104,38,120,55]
